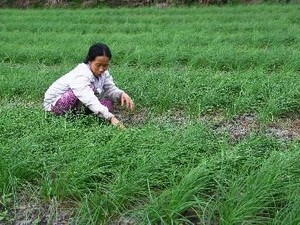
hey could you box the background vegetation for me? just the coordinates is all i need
[1,4,300,224]
[1,0,299,8]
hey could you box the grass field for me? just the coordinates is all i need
[1,4,300,224]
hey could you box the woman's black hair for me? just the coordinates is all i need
[84,43,112,64]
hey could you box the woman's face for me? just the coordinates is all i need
[89,56,110,77]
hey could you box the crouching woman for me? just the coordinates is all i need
[43,43,134,128]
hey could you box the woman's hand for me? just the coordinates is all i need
[121,92,135,110]
[110,116,125,129]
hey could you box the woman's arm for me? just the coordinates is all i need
[103,72,135,109]
[102,72,124,101]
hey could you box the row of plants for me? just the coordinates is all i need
[1,0,297,8]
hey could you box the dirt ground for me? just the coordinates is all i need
[118,107,300,143]
[200,111,300,143]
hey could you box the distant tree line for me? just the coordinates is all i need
[0,0,297,8]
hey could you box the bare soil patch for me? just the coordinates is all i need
[115,107,300,143]
[113,106,150,127]
[200,111,300,143]
[266,114,300,141]
[0,191,75,225]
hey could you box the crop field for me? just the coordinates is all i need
[1,4,300,224]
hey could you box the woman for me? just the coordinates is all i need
[44,43,134,128]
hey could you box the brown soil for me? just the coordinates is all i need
[1,193,75,225]
[116,107,300,143]
[200,111,300,143]
[113,106,150,127]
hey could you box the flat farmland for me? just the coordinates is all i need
[1,4,300,224]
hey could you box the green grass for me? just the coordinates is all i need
[1,4,300,224]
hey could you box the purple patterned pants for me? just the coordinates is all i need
[51,90,113,115]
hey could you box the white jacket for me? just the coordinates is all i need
[44,63,123,119]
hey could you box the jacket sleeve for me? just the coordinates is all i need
[70,75,114,120]
[103,72,124,102]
